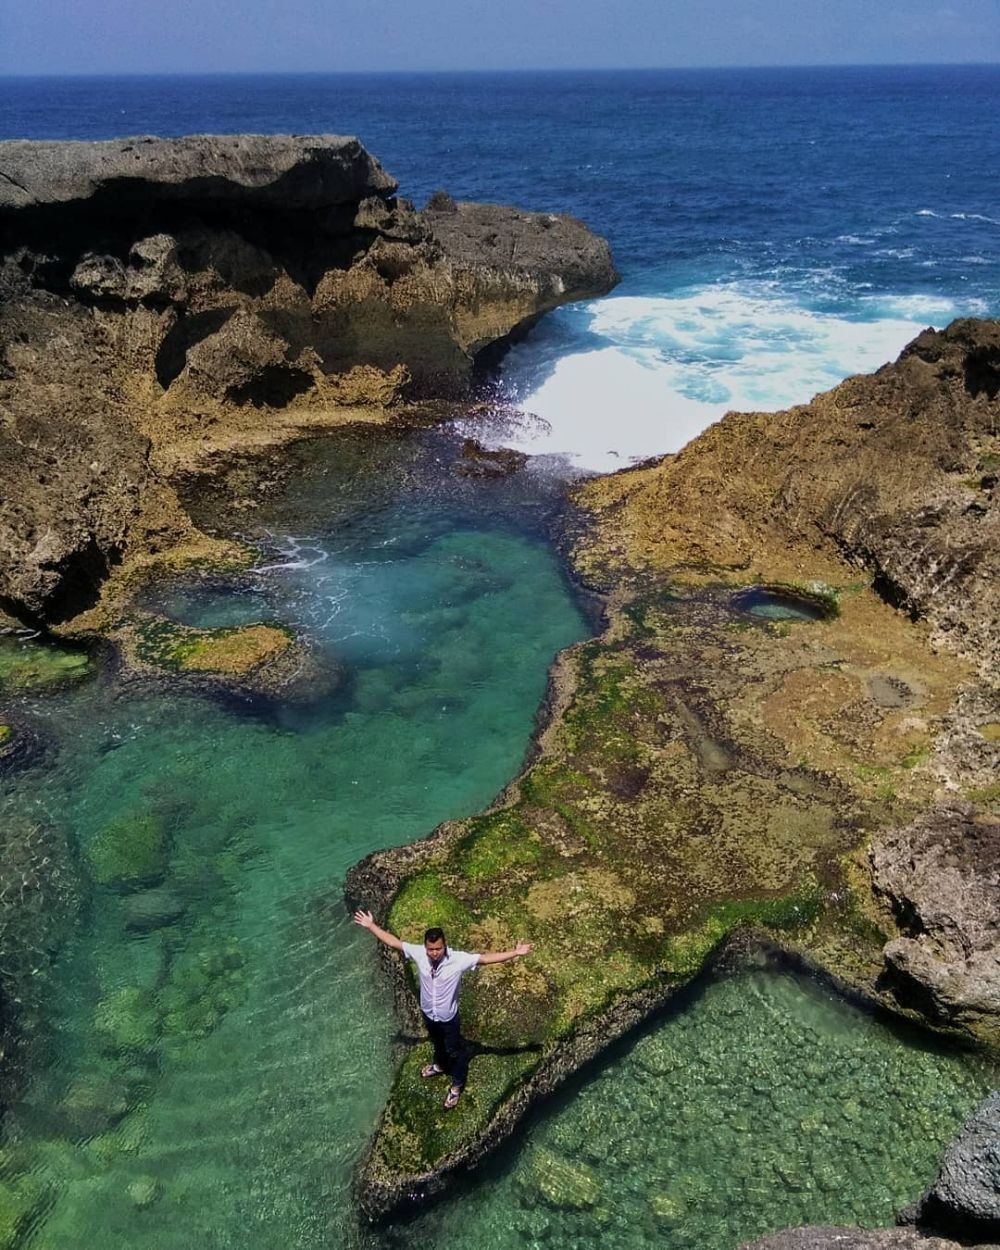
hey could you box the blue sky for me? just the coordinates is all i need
[2,0,999,75]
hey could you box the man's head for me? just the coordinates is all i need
[424,927,447,965]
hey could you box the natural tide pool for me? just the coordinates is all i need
[379,968,996,1250]
[0,429,588,1249]
[0,428,994,1250]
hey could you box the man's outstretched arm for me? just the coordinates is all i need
[353,908,404,951]
[478,941,533,965]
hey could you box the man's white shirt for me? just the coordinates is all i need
[401,943,480,1022]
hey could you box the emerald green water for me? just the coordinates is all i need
[0,428,994,1249]
[1,431,588,1248]
[383,969,995,1250]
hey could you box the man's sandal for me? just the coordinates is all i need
[444,1085,463,1110]
[420,1063,445,1079]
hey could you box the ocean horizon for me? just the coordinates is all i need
[4,64,998,466]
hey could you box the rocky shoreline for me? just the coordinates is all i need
[1,134,998,1247]
[347,319,999,1228]
[0,133,617,634]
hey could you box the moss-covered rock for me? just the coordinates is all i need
[351,568,973,1217]
[117,613,338,702]
[0,1174,49,1249]
[0,634,93,692]
[86,810,168,890]
[93,986,161,1056]
[156,931,248,1055]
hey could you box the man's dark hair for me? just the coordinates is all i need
[424,927,446,944]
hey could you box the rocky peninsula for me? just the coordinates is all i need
[348,318,999,1226]
[0,133,616,635]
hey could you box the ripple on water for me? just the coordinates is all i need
[381,970,996,1250]
[0,435,589,1250]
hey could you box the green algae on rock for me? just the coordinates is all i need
[350,579,924,1216]
[349,324,1000,1220]
[86,811,169,890]
[118,613,334,702]
[0,634,93,692]
[0,1172,49,1250]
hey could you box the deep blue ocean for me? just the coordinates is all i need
[3,66,999,465]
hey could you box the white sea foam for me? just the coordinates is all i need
[475,285,976,474]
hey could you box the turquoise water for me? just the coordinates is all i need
[733,587,831,622]
[0,430,587,1248]
[0,429,994,1250]
[384,969,996,1250]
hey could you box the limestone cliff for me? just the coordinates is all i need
[0,135,617,626]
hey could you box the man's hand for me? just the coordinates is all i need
[479,941,534,965]
[352,909,404,951]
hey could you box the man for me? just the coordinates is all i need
[353,908,532,1109]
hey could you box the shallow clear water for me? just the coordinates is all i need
[734,588,830,621]
[0,430,587,1248]
[383,969,996,1250]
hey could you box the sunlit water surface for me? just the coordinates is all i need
[0,429,994,1250]
[383,968,995,1250]
[1,430,587,1248]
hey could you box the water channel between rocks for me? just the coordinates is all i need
[0,428,994,1250]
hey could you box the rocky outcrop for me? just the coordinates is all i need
[743,1228,990,1250]
[916,1091,1000,1238]
[579,318,999,676]
[0,134,617,626]
[870,805,1000,1044]
[349,320,1000,1220]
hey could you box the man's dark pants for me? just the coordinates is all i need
[422,1011,470,1087]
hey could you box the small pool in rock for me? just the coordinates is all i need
[733,586,832,622]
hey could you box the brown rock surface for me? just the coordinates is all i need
[0,134,617,626]
[743,1228,994,1250]
[870,804,1000,1042]
[578,319,999,676]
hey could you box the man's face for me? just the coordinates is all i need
[424,937,447,966]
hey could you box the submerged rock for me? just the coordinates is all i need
[0,634,93,691]
[127,1175,163,1209]
[123,887,187,933]
[0,1173,49,1248]
[93,985,161,1057]
[85,810,169,890]
[52,1074,131,1139]
[522,1149,601,1210]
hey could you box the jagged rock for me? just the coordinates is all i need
[455,438,528,477]
[870,804,1000,1043]
[917,1091,1000,1238]
[742,1228,981,1250]
[0,134,617,627]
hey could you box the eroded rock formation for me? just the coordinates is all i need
[348,318,1000,1220]
[0,134,616,626]
[870,805,1000,1043]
